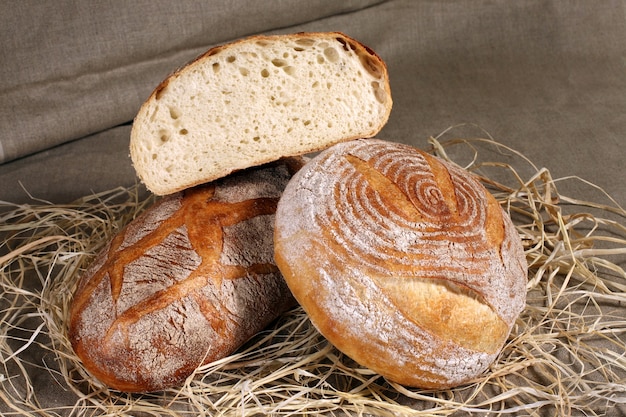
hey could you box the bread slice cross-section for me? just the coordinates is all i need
[130,32,392,195]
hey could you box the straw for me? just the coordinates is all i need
[1,131,624,416]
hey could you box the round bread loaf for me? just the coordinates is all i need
[69,158,303,392]
[273,139,527,389]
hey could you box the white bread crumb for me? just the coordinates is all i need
[130,32,392,195]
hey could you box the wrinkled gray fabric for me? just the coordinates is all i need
[0,0,384,163]
[1,0,624,205]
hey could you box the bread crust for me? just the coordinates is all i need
[69,158,303,392]
[274,139,527,389]
[130,32,392,195]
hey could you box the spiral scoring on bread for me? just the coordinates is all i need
[274,139,528,388]
[310,141,520,318]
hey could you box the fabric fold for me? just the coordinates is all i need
[0,0,386,164]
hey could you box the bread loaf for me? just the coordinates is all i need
[273,139,527,389]
[130,32,392,195]
[69,158,303,392]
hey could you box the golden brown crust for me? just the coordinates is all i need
[274,139,527,389]
[69,158,303,392]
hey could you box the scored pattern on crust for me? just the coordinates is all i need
[299,139,525,323]
[69,163,298,391]
[275,139,528,387]
[72,187,280,338]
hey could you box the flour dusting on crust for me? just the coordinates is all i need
[69,160,300,392]
[274,139,527,388]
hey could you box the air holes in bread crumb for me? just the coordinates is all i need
[336,37,350,52]
[154,83,167,100]
[295,38,315,47]
[272,59,287,67]
[226,56,236,63]
[159,130,170,143]
[212,63,220,73]
[371,81,386,104]
[323,47,339,63]
[360,54,382,78]
[239,67,249,76]
[179,129,188,135]
[169,107,180,120]
[283,66,295,76]
[261,69,270,78]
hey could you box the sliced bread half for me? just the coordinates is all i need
[130,32,392,195]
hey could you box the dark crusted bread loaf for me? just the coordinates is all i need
[130,32,392,195]
[274,139,527,389]
[69,158,303,392]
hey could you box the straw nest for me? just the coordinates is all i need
[1,130,625,416]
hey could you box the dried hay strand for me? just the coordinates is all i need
[1,132,625,416]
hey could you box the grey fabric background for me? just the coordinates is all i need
[1,0,624,207]
[0,0,625,414]
[0,0,383,164]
